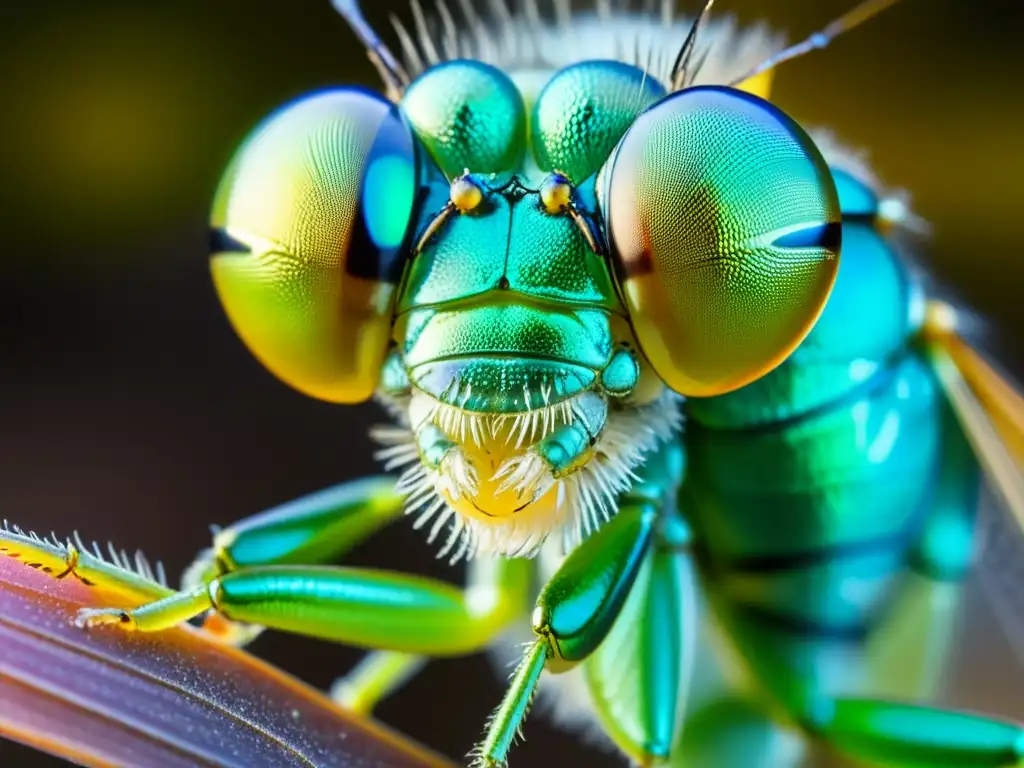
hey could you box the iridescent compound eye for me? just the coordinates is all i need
[209,88,419,403]
[599,86,841,397]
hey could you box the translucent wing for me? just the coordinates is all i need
[975,486,1024,669]
[926,321,1024,519]
[924,307,1024,666]
[0,528,454,768]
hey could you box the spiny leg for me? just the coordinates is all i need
[78,475,406,633]
[475,495,696,767]
[479,640,550,766]
[200,474,437,708]
[78,474,488,710]
[78,550,532,655]
[578,442,697,766]
[484,442,696,768]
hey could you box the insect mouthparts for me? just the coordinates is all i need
[371,386,683,562]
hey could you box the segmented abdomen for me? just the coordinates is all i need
[684,352,942,633]
[678,163,979,702]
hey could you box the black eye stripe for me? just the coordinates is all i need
[208,227,252,255]
[772,221,842,250]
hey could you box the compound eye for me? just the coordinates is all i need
[210,88,419,403]
[600,86,841,397]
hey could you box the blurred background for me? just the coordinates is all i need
[1,0,1022,765]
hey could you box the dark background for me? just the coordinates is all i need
[1,0,1022,765]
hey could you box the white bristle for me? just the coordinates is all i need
[373,384,682,561]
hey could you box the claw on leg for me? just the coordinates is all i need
[74,584,213,634]
[74,607,136,629]
[55,545,80,580]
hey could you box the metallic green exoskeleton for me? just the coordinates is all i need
[77,0,1024,766]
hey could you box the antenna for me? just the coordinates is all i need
[670,0,716,91]
[729,0,905,86]
[331,0,411,101]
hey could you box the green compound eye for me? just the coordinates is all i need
[600,86,841,397]
[210,88,419,404]
[401,60,526,178]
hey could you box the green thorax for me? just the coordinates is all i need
[392,59,665,413]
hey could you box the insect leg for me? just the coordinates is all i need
[474,501,667,767]
[581,536,698,767]
[576,443,697,767]
[330,650,426,714]
[181,475,406,590]
[803,697,1024,767]
[77,582,215,631]
[80,554,532,655]
[172,475,407,646]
